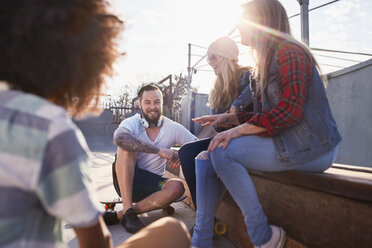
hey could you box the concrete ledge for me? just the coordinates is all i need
[166,163,372,248]
[251,164,372,203]
[327,58,372,79]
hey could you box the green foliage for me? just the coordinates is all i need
[112,73,198,121]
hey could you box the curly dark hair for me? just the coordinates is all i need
[0,0,124,115]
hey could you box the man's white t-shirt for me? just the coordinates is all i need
[114,113,196,176]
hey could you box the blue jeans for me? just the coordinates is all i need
[178,138,212,209]
[192,135,338,248]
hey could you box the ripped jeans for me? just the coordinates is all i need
[191,135,338,248]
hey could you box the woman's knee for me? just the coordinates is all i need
[179,142,196,156]
[196,150,209,160]
[195,152,215,176]
[178,145,188,159]
[179,141,206,163]
[210,148,232,173]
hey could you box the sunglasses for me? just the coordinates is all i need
[207,54,220,64]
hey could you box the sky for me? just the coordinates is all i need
[104,0,372,100]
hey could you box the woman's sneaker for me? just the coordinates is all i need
[255,225,286,248]
[103,210,120,225]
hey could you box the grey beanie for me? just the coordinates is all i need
[207,36,239,62]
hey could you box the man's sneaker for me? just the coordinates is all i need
[121,208,145,234]
[103,211,119,225]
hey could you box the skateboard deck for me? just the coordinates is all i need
[100,195,187,215]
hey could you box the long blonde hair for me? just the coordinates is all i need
[241,0,323,95]
[209,57,249,112]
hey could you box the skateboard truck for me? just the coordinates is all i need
[104,203,116,211]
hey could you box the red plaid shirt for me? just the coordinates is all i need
[237,42,312,136]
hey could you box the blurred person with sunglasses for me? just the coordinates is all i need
[178,36,253,210]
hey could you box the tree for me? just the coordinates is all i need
[156,73,198,120]
[111,73,198,121]
[110,84,138,123]
[115,90,130,108]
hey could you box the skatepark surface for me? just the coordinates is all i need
[62,151,236,248]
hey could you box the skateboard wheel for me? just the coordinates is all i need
[163,206,175,215]
[214,221,227,235]
[105,203,116,211]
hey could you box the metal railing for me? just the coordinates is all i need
[110,106,139,124]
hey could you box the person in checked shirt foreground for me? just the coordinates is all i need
[0,1,190,248]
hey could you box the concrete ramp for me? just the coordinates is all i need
[73,109,118,152]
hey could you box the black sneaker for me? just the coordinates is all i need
[103,210,119,225]
[121,208,145,234]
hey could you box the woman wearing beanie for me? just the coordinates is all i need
[191,0,341,247]
[207,36,252,115]
[178,36,253,210]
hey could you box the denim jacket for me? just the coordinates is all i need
[231,70,253,112]
[250,52,342,165]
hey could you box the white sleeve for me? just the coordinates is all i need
[113,115,137,139]
[174,122,197,145]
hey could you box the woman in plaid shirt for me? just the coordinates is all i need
[190,0,341,248]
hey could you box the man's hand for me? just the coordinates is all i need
[158,148,180,168]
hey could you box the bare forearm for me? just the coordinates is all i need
[213,113,240,127]
[74,216,113,248]
[236,122,267,135]
[114,132,159,153]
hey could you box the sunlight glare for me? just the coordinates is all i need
[187,1,254,93]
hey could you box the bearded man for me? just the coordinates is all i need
[104,83,196,234]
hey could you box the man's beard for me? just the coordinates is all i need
[143,110,162,125]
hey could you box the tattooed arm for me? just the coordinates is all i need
[114,131,159,154]
[114,129,180,167]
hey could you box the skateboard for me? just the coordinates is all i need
[100,195,187,216]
